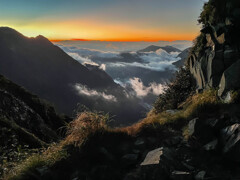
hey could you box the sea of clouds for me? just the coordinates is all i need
[57,43,181,100]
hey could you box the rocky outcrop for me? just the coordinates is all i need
[188,1,240,98]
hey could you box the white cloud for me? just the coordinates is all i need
[106,49,180,71]
[129,77,165,97]
[99,64,106,71]
[59,44,180,72]
[67,52,97,65]
[61,46,120,59]
[74,84,117,102]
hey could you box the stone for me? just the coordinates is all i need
[134,138,145,149]
[195,171,206,180]
[165,136,182,146]
[141,147,174,166]
[182,162,195,171]
[170,171,192,180]
[187,117,216,144]
[203,139,218,151]
[166,109,179,115]
[122,154,138,164]
[36,166,49,176]
[221,123,240,161]
[188,118,198,137]
[99,147,115,161]
[218,59,240,97]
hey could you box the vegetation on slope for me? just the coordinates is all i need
[5,87,230,180]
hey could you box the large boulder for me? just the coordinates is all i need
[189,17,240,96]
[187,118,216,144]
[218,59,240,97]
[189,48,225,90]
[220,123,240,161]
[124,147,182,180]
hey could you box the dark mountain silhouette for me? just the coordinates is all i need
[172,47,191,67]
[0,27,145,124]
[138,45,181,53]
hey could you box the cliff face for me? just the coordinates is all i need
[188,0,240,99]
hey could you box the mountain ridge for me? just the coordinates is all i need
[0,27,145,124]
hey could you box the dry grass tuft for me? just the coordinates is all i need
[64,112,110,146]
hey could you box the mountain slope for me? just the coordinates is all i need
[0,75,67,145]
[172,47,191,67]
[0,27,145,124]
[0,74,68,176]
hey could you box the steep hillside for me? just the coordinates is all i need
[0,27,145,124]
[0,75,68,177]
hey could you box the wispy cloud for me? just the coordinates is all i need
[129,77,165,97]
[74,84,117,102]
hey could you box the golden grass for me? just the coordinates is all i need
[5,143,68,180]
[119,89,220,136]
[5,112,110,180]
[64,112,110,146]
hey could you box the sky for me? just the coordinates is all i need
[0,0,207,41]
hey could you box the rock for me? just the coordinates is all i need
[121,154,138,165]
[170,171,192,180]
[189,49,225,90]
[203,139,218,151]
[195,171,206,180]
[166,109,179,115]
[141,147,176,167]
[188,118,198,137]
[134,138,145,149]
[125,147,179,180]
[146,137,157,144]
[165,136,182,146]
[36,166,49,176]
[189,25,240,98]
[181,162,195,171]
[99,147,115,161]
[221,123,240,161]
[218,59,240,97]
[187,118,216,144]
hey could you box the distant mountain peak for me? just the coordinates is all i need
[138,45,181,53]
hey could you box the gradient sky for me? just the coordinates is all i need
[0,0,207,41]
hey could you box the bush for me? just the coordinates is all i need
[64,112,111,146]
[153,67,196,113]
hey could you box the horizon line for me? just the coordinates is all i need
[50,39,193,43]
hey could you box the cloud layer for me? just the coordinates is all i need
[58,45,180,72]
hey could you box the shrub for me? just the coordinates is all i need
[153,67,196,113]
[64,112,111,146]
